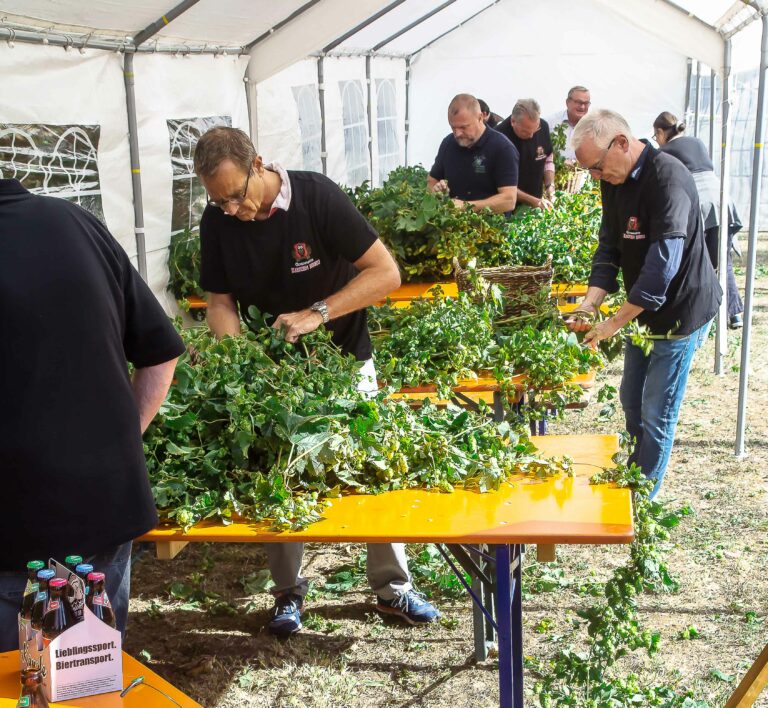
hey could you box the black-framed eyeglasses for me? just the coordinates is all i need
[568,99,591,108]
[207,169,251,209]
[588,137,618,174]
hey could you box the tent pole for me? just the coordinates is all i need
[735,14,768,456]
[123,52,147,281]
[405,56,411,167]
[715,42,732,377]
[133,0,200,46]
[366,54,374,184]
[684,58,693,121]
[694,60,701,137]
[318,56,327,176]
[709,68,716,159]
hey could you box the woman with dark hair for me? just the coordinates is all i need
[653,111,743,328]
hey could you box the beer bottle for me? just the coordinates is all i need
[42,579,76,645]
[20,561,46,620]
[74,563,93,592]
[86,572,116,629]
[16,668,49,707]
[30,570,55,631]
[63,555,82,573]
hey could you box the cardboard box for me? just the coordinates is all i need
[18,559,122,702]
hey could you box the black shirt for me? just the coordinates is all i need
[200,171,378,360]
[588,146,721,335]
[659,136,714,173]
[429,126,519,202]
[0,179,185,571]
[495,117,553,199]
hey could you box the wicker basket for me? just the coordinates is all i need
[453,256,554,317]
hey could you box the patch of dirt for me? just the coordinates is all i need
[126,238,768,707]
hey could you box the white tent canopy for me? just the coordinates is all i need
[0,0,766,455]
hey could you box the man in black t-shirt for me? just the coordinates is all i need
[194,127,440,637]
[495,99,555,210]
[428,94,519,214]
[565,109,721,500]
[0,181,184,651]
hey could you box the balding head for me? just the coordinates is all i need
[448,94,481,117]
[447,93,485,148]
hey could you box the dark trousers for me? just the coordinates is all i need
[705,225,743,319]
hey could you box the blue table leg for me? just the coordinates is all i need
[495,544,524,708]
[511,544,524,706]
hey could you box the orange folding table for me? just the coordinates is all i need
[183,282,589,310]
[140,434,633,708]
[0,650,200,707]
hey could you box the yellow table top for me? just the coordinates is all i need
[186,283,589,309]
[140,435,632,547]
[0,651,200,707]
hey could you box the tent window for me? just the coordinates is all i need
[167,116,231,237]
[376,79,399,185]
[0,123,104,220]
[339,80,369,187]
[292,84,323,172]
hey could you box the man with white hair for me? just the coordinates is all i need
[428,93,519,215]
[495,99,555,210]
[566,109,721,499]
[545,85,591,161]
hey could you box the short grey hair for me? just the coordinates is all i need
[567,85,589,98]
[511,99,540,121]
[571,109,634,150]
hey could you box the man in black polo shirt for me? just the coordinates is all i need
[0,180,184,651]
[428,93,519,214]
[194,127,440,637]
[495,99,555,210]
[566,109,721,500]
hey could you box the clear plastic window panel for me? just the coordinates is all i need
[292,84,323,173]
[0,123,104,220]
[167,116,232,238]
[376,79,399,185]
[340,80,370,187]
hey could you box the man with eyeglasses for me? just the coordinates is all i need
[565,109,721,500]
[495,98,555,210]
[544,86,591,161]
[193,126,441,637]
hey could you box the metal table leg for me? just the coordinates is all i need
[495,544,524,708]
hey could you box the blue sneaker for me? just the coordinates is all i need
[268,593,303,637]
[376,590,440,625]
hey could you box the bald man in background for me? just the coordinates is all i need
[428,94,519,215]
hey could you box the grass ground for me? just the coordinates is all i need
[126,239,768,707]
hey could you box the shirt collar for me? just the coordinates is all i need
[263,162,292,215]
[629,142,652,181]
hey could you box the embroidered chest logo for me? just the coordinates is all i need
[623,216,646,240]
[291,242,322,274]
[473,154,487,174]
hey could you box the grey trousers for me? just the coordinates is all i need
[265,542,412,600]
[265,358,412,601]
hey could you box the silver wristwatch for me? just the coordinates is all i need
[310,300,330,324]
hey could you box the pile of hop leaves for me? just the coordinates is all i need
[167,228,204,302]
[506,186,602,284]
[349,165,512,282]
[143,314,572,531]
[369,288,502,398]
[369,287,603,411]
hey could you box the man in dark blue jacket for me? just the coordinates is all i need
[566,109,721,499]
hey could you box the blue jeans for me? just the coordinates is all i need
[0,541,132,652]
[620,322,710,500]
